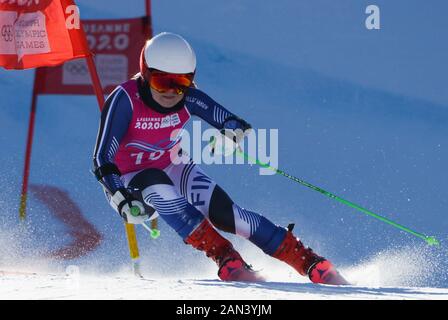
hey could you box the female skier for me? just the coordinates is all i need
[93,32,348,285]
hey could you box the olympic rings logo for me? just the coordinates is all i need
[64,62,88,75]
[1,25,13,42]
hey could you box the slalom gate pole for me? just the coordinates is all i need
[235,148,440,246]
[19,77,39,221]
[125,222,142,277]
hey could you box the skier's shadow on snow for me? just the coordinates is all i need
[192,279,447,299]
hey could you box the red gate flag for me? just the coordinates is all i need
[34,17,151,95]
[0,0,89,70]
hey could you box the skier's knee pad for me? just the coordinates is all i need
[208,185,236,234]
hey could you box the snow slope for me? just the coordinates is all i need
[1,271,448,300]
[0,0,447,299]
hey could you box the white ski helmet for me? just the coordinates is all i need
[139,32,196,80]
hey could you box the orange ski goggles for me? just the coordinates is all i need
[148,69,194,95]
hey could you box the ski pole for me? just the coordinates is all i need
[126,188,160,239]
[234,148,440,247]
[141,220,161,239]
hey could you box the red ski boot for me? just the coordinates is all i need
[217,251,265,282]
[308,260,349,285]
[185,219,265,282]
[272,231,349,285]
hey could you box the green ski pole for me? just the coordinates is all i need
[235,148,439,247]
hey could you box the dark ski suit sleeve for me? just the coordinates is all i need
[185,87,251,131]
[93,87,133,194]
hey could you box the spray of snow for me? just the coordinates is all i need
[343,244,447,287]
[229,236,448,288]
[0,223,56,275]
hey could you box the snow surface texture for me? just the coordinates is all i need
[0,0,447,299]
[1,273,448,300]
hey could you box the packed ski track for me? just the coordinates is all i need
[1,242,447,300]
[1,269,448,300]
